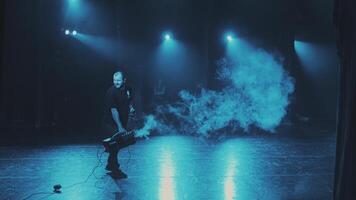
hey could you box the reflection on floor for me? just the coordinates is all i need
[0,134,335,200]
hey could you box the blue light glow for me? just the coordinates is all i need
[74,33,123,62]
[65,30,70,35]
[159,150,176,200]
[294,40,336,77]
[227,35,233,42]
[64,0,89,26]
[224,155,237,200]
[144,38,295,136]
[224,32,236,43]
[68,0,80,11]
[72,30,77,35]
[154,34,189,77]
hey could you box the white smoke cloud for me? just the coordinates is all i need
[136,39,295,137]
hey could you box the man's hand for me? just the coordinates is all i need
[117,126,127,133]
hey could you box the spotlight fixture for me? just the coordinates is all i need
[227,35,233,42]
[72,30,77,36]
[165,34,171,40]
[65,30,70,35]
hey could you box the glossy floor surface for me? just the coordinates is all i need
[0,132,335,200]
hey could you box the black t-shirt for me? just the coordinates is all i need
[104,85,133,127]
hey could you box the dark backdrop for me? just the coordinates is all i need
[0,0,338,139]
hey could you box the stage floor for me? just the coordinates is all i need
[0,133,335,200]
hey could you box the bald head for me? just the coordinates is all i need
[113,71,125,88]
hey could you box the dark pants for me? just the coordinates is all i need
[103,121,127,169]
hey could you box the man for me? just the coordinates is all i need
[103,71,135,178]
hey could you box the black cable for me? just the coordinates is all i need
[37,193,57,200]
[20,142,134,200]
[64,149,106,190]
[93,148,105,180]
[21,192,55,200]
[21,148,106,200]
[93,148,110,190]
[125,146,132,172]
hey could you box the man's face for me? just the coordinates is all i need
[113,73,124,88]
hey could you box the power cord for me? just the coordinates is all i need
[125,146,132,172]
[21,148,106,200]
[64,149,105,189]
[21,143,135,200]
[22,192,55,200]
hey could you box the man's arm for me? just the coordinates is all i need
[127,87,135,115]
[111,108,126,133]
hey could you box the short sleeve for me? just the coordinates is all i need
[106,89,116,108]
[126,86,134,102]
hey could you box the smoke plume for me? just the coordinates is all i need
[136,39,295,137]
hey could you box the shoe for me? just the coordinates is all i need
[110,169,128,179]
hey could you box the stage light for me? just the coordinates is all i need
[227,35,233,42]
[65,30,70,35]
[68,0,79,5]
[165,34,171,40]
[72,30,77,36]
